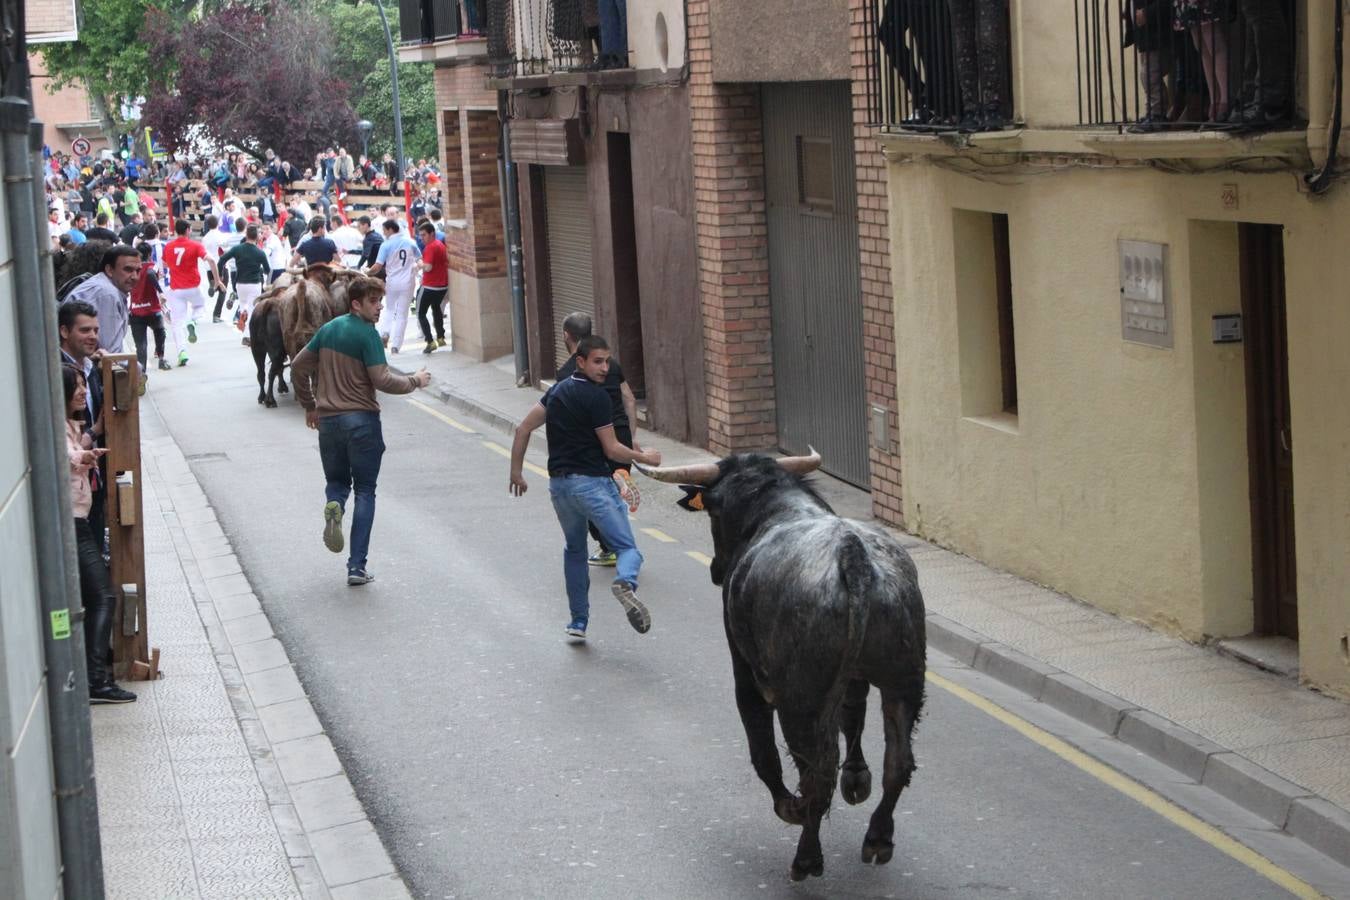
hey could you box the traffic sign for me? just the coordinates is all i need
[71,137,91,157]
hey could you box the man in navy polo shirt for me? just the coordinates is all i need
[509,335,662,640]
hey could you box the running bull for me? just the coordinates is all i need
[637,449,926,881]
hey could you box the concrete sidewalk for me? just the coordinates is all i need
[400,339,1350,871]
[90,403,409,899]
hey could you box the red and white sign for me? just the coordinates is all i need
[70,137,91,157]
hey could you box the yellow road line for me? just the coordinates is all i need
[686,551,712,567]
[926,670,1325,899]
[482,440,548,477]
[406,398,476,433]
[641,527,678,544]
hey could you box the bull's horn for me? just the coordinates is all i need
[777,446,822,474]
[633,460,721,485]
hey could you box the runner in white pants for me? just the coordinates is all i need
[162,219,222,366]
[367,219,421,354]
[218,223,270,346]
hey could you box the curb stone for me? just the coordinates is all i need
[925,614,1350,866]
[407,364,1350,871]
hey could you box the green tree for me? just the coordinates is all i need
[320,0,439,162]
[36,0,164,147]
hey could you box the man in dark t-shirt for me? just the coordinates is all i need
[555,312,642,564]
[291,218,339,267]
[509,335,662,641]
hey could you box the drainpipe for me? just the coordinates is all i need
[0,93,105,898]
[498,89,530,385]
[1307,0,1344,193]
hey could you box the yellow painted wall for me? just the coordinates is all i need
[887,159,1350,698]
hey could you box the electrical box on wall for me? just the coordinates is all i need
[1119,240,1172,349]
[1212,313,1243,343]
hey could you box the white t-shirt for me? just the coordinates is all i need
[376,233,420,292]
[263,233,289,271]
[329,225,364,265]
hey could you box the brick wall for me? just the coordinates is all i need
[433,63,506,280]
[27,0,76,38]
[849,0,902,525]
[687,0,776,456]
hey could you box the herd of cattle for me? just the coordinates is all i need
[241,265,933,883]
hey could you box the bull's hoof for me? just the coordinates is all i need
[861,837,894,865]
[265,398,278,409]
[257,395,265,405]
[277,382,289,394]
[840,765,872,805]
[789,855,824,881]
[774,796,806,826]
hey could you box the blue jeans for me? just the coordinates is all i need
[318,412,385,573]
[599,0,627,62]
[548,474,642,624]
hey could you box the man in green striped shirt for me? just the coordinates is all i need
[290,276,431,585]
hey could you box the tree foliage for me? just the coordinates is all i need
[141,0,357,162]
[323,0,439,162]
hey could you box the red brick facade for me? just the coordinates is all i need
[687,0,777,456]
[850,0,902,525]
[433,64,506,280]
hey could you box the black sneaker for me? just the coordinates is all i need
[611,581,650,634]
[90,683,137,704]
[347,569,374,586]
[157,357,171,371]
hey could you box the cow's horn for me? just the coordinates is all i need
[777,446,822,474]
[633,460,720,485]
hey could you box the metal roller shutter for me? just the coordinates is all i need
[544,166,595,369]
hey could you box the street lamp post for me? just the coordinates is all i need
[372,0,405,185]
[356,119,373,162]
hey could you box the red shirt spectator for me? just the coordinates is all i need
[129,266,163,316]
[421,237,449,289]
[165,235,208,289]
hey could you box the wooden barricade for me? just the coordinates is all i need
[140,179,415,230]
[100,353,159,681]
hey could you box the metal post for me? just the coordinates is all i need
[497,89,530,384]
[374,0,406,188]
[1,93,105,898]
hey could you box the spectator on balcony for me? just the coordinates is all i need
[1124,0,1174,130]
[880,0,961,125]
[1167,28,1208,122]
[598,0,628,69]
[947,0,1010,130]
[1173,0,1232,123]
[459,0,483,37]
[1230,0,1290,127]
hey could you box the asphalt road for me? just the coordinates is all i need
[147,322,1304,899]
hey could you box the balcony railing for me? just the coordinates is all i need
[1074,0,1298,133]
[486,0,628,79]
[864,0,1014,133]
[399,0,463,45]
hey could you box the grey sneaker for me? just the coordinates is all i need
[323,501,344,553]
[347,569,374,586]
[611,581,650,634]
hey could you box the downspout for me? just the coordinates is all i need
[1,92,105,900]
[1308,0,1344,193]
[499,89,530,385]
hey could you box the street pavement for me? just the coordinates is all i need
[121,316,1350,899]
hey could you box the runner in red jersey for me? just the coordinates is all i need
[162,219,221,366]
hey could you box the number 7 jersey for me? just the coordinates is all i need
[164,235,209,290]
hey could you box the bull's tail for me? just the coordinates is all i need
[832,531,874,692]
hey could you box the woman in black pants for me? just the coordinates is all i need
[63,365,136,704]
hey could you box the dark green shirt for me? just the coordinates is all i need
[219,242,270,284]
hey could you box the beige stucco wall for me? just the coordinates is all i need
[629,0,686,73]
[888,159,1350,698]
[708,0,849,83]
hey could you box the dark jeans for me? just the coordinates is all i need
[130,313,166,371]
[598,0,627,63]
[416,286,448,343]
[1235,0,1290,113]
[318,412,385,574]
[946,0,1010,122]
[75,516,116,687]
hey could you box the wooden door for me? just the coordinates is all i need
[1238,223,1298,639]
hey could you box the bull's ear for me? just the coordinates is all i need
[676,485,705,512]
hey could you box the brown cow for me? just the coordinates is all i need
[250,264,364,407]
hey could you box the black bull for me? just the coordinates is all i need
[638,451,926,881]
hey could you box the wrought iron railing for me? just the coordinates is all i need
[486,0,624,78]
[863,0,1014,132]
[398,0,462,45]
[1074,0,1298,132]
